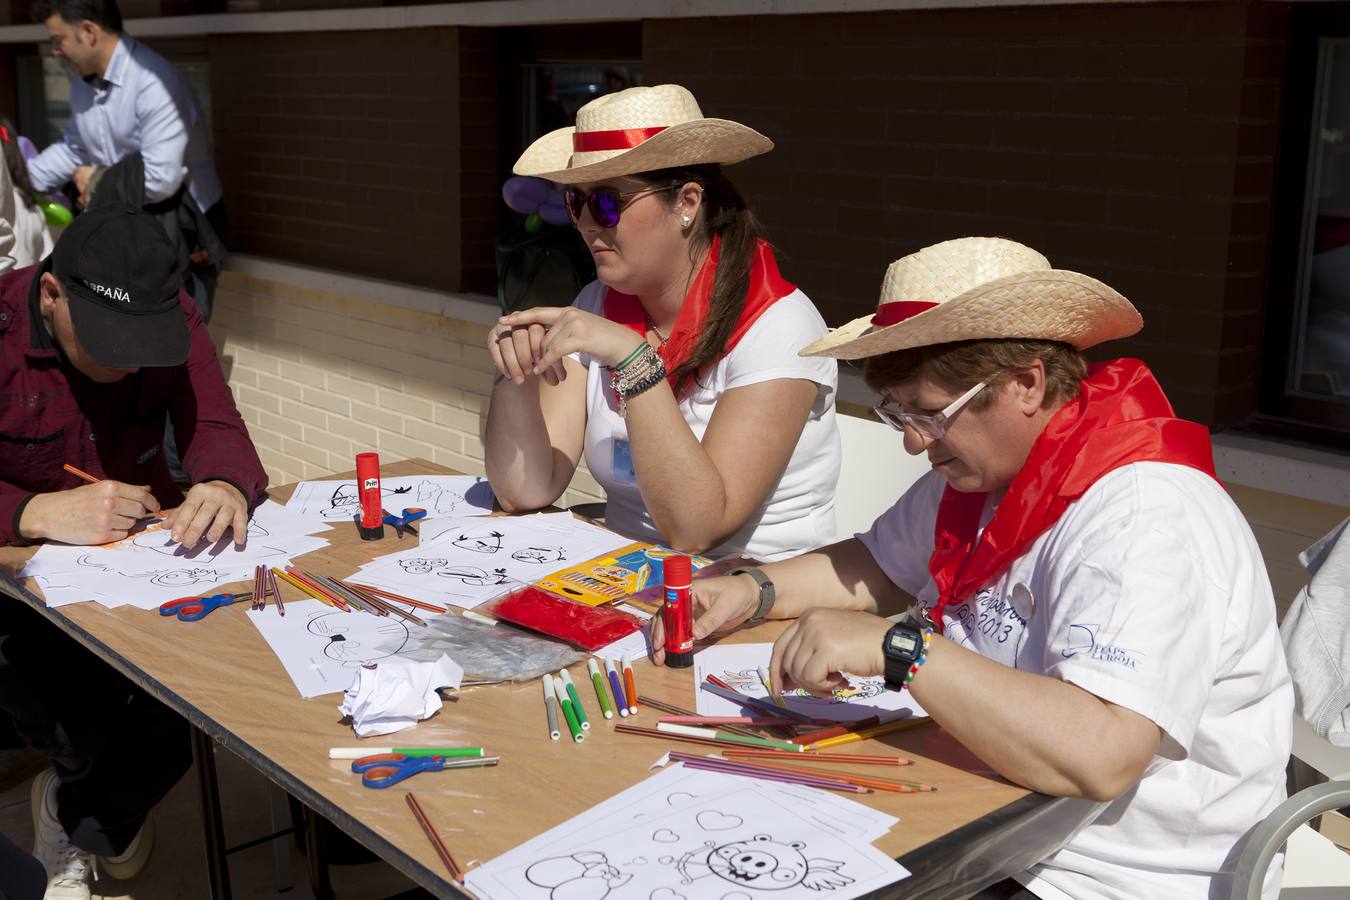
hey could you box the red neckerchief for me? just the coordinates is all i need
[602,236,795,391]
[926,359,1218,631]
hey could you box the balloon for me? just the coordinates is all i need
[17,135,36,160]
[40,201,72,228]
[537,200,571,227]
[523,212,543,234]
[501,176,550,214]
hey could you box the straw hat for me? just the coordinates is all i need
[801,237,1142,359]
[513,84,773,183]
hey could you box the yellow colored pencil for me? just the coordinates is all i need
[271,567,336,608]
[759,666,788,709]
[808,716,933,751]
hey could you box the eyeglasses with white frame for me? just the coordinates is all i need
[873,381,989,441]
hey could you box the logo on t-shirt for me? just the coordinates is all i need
[1061,624,1143,671]
[949,587,1031,667]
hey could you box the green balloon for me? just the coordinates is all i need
[41,201,73,228]
[524,212,543,234]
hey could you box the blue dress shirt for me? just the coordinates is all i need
[28,34,222,211]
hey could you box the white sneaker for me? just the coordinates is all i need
[29,770,93,900]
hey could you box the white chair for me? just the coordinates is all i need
[833,412,932,543]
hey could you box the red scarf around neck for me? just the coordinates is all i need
[602,236,795,390]
[926,358,1218,631]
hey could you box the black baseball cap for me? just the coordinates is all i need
[40,204,188,368]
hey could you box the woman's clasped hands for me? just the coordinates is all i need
[487,307,649,387]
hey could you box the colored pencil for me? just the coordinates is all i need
[266,566,285,616]
[310,572,373,613]
[284,566,350,611]
[604,659,629,718]
[672,753,929,793]
[339,579,427,626]
[722,748,912,766]
[348,581,448,614]
[554,675,584,743]
[668,754,874,795]
[700,680,816,723]
[252,565,266,611]
[657,716,801,727]
[635,696,763,738]
[790,717,881,745]
[615,723,739,751]
[656,723,804,752]
[405,792,463,882]
[621,654,639,714]
[587,659,615,719]
[62,463,100,484]
[272,567,339,609]
[542,675,561,740]
[558,669,590,730]
[759,666,788,709]
[328,747,484,759]
[809,717,934,750]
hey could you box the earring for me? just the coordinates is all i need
[681,215,691,228]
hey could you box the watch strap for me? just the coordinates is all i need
[728,567,775,626]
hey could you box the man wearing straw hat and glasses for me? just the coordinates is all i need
[654,238,1293,898]
[485,84,839,562]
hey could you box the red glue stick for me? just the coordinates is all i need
[354,452,385,541]
[662,554,693,668]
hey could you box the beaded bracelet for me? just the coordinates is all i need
[609,343,667,417]
[903,628,934,687]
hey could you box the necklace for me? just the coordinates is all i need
[645,312,669,346]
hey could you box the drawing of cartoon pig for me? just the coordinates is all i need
[698,835,853,891]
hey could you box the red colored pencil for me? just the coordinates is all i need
[405,792,463,882]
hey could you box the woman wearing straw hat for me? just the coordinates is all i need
[485,85,839,560]
[652,237,1293,899]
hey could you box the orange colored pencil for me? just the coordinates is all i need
[283,566,351,611]
[405,792,463,882]
[62,463,100,484]
[722,748,911,766]
[706,756,931,793]
[348,581,447,614]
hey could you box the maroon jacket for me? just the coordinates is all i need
[0,265,268,545]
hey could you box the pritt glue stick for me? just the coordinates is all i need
[662,554,694,668]
[354,452,385,541]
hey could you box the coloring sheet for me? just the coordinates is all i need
[350,515,633,609]
[33,565,253,611]
[247,599,422,698]
[283,475,495,521]
[694,644,928,724]
[468,769,908,900]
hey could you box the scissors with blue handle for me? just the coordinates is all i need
[351,752,499,788]
[159,592,248,622]
[381,507,427,539]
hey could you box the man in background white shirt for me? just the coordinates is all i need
[26,0,226,319]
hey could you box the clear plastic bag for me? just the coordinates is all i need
[396,611,584,683]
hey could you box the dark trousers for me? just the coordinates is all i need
[967,877,1038,899]
[0,599,191,857]
[0,833,44,900]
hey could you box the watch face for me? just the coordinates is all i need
[887,630,919,656]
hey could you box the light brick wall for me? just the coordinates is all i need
[207,270,606,508]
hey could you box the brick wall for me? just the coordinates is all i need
[209,26,499,294]
[208,269,605,507]
[643,1,1288,427]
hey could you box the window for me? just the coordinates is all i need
[1265,6,1350,437]
[520,63,643,147]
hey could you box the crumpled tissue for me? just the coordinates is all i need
[338,653,464,738]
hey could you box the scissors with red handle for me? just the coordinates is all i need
[159,592,249,622]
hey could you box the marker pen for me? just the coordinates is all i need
[662,554,694,668]
[354,452,385,541]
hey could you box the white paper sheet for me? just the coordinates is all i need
[351,515,633,609]
[338,652,463,737]
[247,599,426,698]
[283,475,494,521]
[694,643,928,723]
[467,765,907,900]
[34,565,257,611]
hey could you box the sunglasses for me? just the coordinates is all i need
[874,381,988,441]
[563,184,678,228]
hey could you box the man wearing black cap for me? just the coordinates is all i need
[0,205,266,897]
[0,203,265,547]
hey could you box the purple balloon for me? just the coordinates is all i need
[538,201,571,226]
[17,136,36,160]
[501,176,550,214]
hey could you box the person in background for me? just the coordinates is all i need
[654,237,1293,899]
[26,0,226,318]
[486,84,840,562]
[0,116,55,269]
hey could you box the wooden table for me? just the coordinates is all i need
[0,460,1089,899]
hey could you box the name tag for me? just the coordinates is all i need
[611,437,636,486]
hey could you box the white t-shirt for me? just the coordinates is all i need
[859,462,1293,900]
[11,190,54,269]
[573,280,839,561]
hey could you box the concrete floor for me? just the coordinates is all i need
[0,746,425,900]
